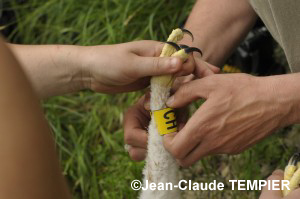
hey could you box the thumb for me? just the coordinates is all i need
[166,78,212,108]
[136,56,183,77]
[259,170,284,199]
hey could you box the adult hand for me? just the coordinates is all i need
[82,40,199,93]
[123,59,219,162]
[259,170,300,199]
[124,92,188,161]
[123,94,149,161]
[163,73,300,167]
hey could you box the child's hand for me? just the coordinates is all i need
[81,40,196,93]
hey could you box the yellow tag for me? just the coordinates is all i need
[153,108,177,135]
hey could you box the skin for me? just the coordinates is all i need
[0,36,200,197]
[260,170,300,199]
[9,40,196,98]
[124,0,257,162]
[164,73,300,167]
[124,91,188,161]
[179,0,257,68]
[2,0,299,197]
[0,37,71,199]
[123,1,300,197]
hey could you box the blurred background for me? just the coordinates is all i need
[0,0,299,198]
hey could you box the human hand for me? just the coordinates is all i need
[178,35,220,78]
[123,59,218,161]
[259,170,300,199]
[123,92,188,161]
[163,73,300,167]
[81,40,199,93]
[186,49,219,78]
[123,94,149,161]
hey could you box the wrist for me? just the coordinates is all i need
[180,28,238,68]
[262,74,300,126]
[79,45,111,92]
[181,0,257,67]
[282,74,300,124]
[56,45,90,92]
[74,46,93,90]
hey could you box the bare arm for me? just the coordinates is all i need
[8,41,196,99]
[9,0,257,99]
[9,44,86,98]
[0,37,71,199]
[124,0,258,161]
[181,0,257,67]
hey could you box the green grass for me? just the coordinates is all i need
[1,0,300,198]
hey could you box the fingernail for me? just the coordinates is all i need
[166,96,174,106]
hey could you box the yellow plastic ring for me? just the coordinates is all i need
[153,107,178,135]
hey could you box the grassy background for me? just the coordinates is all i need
[1,0,300,198]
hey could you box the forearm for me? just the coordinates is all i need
[8,44,89,99]
[181,0,257,66]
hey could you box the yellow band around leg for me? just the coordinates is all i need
[153,108,178,135]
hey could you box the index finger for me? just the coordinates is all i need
[163,103,209,160]
[194,59,219,78]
